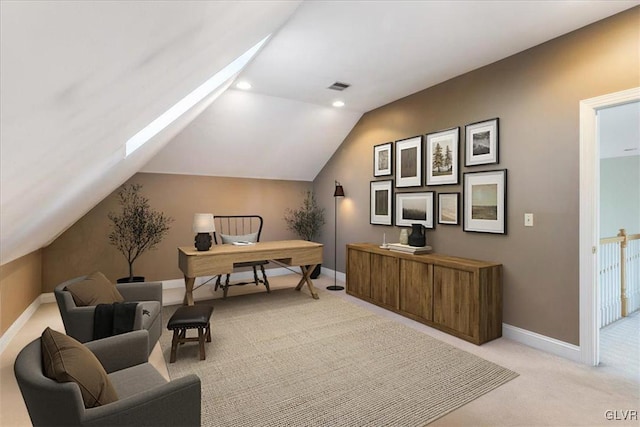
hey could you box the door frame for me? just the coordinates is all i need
[579,87,639,366]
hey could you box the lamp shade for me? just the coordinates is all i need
[192,213,215,233]
[334,181,345,197]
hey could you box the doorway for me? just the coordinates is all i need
[579,87,640,366]
[597,101,640,377]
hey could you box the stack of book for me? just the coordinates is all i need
[387,243,432,255]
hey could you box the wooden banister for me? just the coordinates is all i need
[619,229,628,317]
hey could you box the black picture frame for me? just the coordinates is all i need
[438,192,459,225]
[370,180,393,225]
[463,169,507,234]
[425,127,460,186]
[395,191,434,229]
[395,136,422,188]
[373,142,393,177]
[465,118,499,166]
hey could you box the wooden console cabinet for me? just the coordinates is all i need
[346,243,502,345]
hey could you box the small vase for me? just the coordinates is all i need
[399,229,409,245]
[408,223,426,247]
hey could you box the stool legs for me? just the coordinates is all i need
[169,324,211,363]
[170,330,180,363]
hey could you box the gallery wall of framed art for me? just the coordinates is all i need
[369,116,506,235]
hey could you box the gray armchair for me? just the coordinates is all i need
[54,275,163,354]
[14,330,201,426]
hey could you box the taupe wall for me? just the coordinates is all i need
[0,250,42,336]
[313,7,640,345]
[42,173,311,292]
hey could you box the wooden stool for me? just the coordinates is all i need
[167,305,213,363]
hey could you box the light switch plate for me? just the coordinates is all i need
[524,213,534,227]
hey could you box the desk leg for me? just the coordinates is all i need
[295,265,319,299]
[183,276,195,306]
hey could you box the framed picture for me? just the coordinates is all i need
[395,191,434,228]
[373,142,392,176]
[438,192,459,225]
[370,180,393,225]
[465,118,499,166]
[463,169,507,234]
[425,127,459,186]
[395,136,422,187]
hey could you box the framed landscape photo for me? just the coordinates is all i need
[465,118,499,166]
[438,192,459,225]
[395,191,434,229]
[370,180,393,225]
[373,142,392,177]
[425,127,459,186]
[395,136,422,187]
[463,169,507,234]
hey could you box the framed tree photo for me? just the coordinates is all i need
[373,142,392,176]
[395,136,422,187]
[438,192,459,225]
[370,180,393,225]
[395,191,434,229]
[463,169,507,234]
[425,127,459,186]
[465,118,499,166]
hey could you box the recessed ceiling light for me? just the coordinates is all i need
[332,100,345,108]
[236,81,252,90]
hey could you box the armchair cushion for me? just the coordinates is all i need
[41,327,118,408]
[65,272,124,306]
[219,231,258,244]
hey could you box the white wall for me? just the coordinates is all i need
[600,155,640,237]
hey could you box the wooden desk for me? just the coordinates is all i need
[178,240,323,305]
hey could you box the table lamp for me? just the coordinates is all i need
[193,213,215,251]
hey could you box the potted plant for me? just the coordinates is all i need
[108,184,173,283]
[284,190,325,279]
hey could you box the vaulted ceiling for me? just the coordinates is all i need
[1,1,636,265]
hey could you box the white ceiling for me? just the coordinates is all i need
[143,0,638,179]
[1,1,637,265]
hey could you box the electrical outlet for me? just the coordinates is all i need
[524,213,534,227]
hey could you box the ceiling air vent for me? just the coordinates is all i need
[328,81,350,91]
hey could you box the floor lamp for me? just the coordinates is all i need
[327,180,345,291]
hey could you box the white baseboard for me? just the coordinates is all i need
[0,294,50,354]
[503,323,581,363]
[41,292,55,304]
[320,267,345,283]
[160,267,300,306]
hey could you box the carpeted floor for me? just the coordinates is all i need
[159,289,518,426]
[600,310,640,380]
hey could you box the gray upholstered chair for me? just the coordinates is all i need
[14,330,201,426]
[54,275,163,354]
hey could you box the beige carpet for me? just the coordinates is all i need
[159,289,518,426]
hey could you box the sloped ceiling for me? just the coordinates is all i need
[142,0,638,179]
[1,1,637,266]
[0,1,301,265]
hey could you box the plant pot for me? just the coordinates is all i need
[116,276,145,283]
[309,264,322,279]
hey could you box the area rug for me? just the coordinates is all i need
[159,289,518,426]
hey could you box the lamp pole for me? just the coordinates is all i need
[327,181,345,291]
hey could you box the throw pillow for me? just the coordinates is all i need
[219,231,259,244]
[65,272,124,306]
[41,327,118,408]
